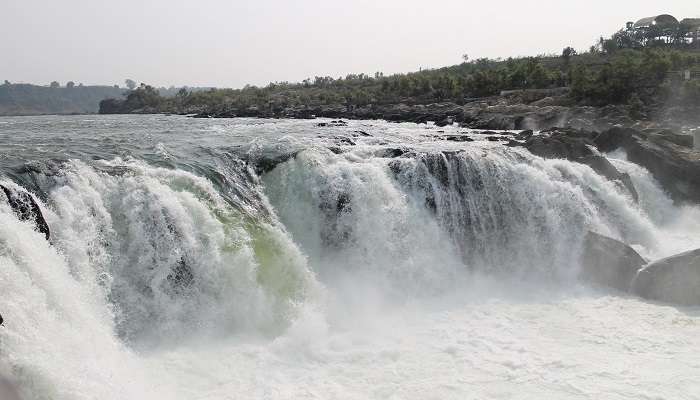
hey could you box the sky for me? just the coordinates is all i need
[1,0,698,88]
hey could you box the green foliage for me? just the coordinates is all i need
[570,49,685,104]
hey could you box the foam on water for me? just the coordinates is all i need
[1,119,700,399]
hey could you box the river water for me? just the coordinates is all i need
[1,115,699,399]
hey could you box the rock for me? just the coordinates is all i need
[0,184,50,240]
[379,148,409,158]
[515,130,533,140]
[191,113,212,118]
[435,117,454,127]
[633,248,700,306]
[580,231,647,291]
[247,151,299,175]
[443,135,474,142]
[522,129,638,202]
[594,127,700,203]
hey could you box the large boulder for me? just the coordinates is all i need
[594,127,700,203]
[521,129,638,202]
[632,248,700,306]
[580,231,647,291]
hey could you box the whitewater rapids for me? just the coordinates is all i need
[0,116,699,399]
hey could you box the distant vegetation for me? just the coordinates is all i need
[0,79,215,116]
[0,82,125,116]
[100,15,700,117]
[100,46,700,117]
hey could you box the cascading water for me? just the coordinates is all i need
[1,116,699,399]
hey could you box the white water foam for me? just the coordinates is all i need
[2,142,700,399]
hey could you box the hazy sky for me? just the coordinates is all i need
[1,0,697,88]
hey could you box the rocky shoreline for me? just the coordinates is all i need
[177,91,699,134]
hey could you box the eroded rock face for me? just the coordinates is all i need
[519,129,638,202]
[632,248,700,306]
[595,127,700,203]
[580,231,647,291]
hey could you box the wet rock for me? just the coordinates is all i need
[247,151,299,175]
[0,184,50,240]
[515,130,533,140]
[633,248,700,306]
[580,231,646,291]
[521,129,638,202]
[443,135,474,142]
[335,137,356,146]
[328,146,343,155]
[166,257,195,291]
[594,127,700,203]
[379,148,409,158]
[191,113,213,118]
[318,120,348,127]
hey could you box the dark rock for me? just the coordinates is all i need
[0,184,50,240]
[523,130,638,202]
[435,117,453,127]
[504,139,521,147]
[191,113,212,118]
[328,146,343,155]
[594,127,700,203]
[0,185,51,240]
[580,231,646,291]
[166,257,194,291]
[247,151,299,175]
[633,248,700,306]
[443,135,474,142]
[379,148,409,158]
[336,137,356,146]
[515,130,533,140]
[354,130,372,137]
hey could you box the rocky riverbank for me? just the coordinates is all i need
[176,91,699,134]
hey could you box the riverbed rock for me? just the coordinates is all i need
[520,129,638,202]
[580,231,647,291]
[632,248,700,306]
[0,184,50,240]
[594,127,700,203]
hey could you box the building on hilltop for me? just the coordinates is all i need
[680,18,700,47]
[624,14,700,47]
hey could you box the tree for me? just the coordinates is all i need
[50,81,60,88]
[2,80,9,85]
[66,81,75,88]
[462,54,469,63]
[562,46,577,61]
[125,79,137,90]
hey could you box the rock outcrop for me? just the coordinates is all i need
[0,184,50,240]
[580,231,647,291]
[632,248,700,306]
[594,127,700,203]
[519,128,638,202]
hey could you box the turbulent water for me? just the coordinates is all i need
[0,115,699,399]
